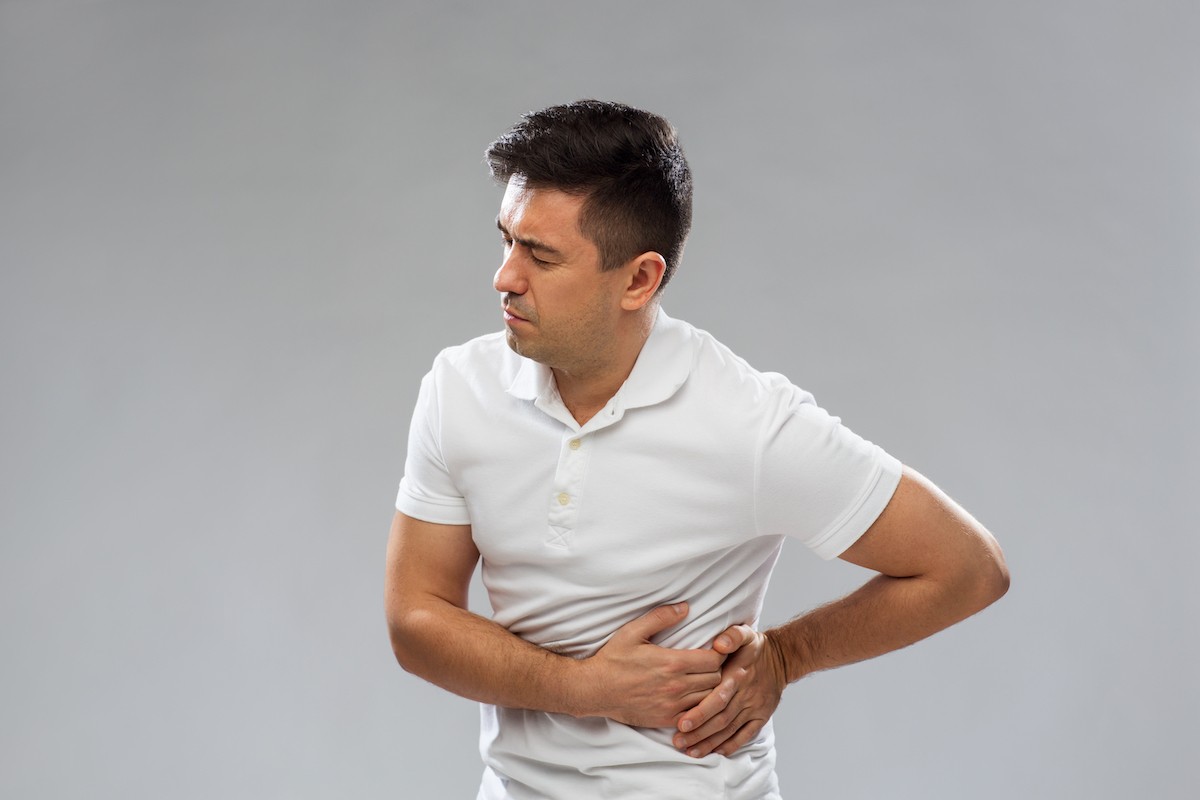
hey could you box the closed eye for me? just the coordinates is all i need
[496,218,562,266]
[501,234,552,266]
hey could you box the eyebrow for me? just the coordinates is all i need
[496,217,566,259]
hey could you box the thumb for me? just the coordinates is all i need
[712,624,755,654]
[615,602,689,643]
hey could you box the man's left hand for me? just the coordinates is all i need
[671,625,788,758]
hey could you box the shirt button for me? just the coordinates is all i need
[569,439,582,450]
[557,492,570,506]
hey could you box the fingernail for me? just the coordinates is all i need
[688,748,701,758]
[673,602,687,614]
[716,636,731,648]
[680,720,693,732]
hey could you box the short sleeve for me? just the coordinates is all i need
[395,364,472,525]
[755,386,902,559]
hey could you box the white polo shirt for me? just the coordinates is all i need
[397,309,902,800]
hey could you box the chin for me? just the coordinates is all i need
[505,333,554,366]
[505,330,532,358]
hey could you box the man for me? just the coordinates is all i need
[385,99,1009,799]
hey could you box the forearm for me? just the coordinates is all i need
[389,596,725,727]
[671,568,1003,759]
[388,595,590,716]
[770,470,1009,682]
[767,566,1004,683]
[385,513,724,727]
[674,469,1009,758]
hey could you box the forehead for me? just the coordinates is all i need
[498,177,588,243]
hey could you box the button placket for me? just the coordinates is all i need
[546,431,589,547]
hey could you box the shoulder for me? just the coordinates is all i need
[674,317,814,412]
[417,330,524,405]
[428,331,517,377]
[430,330,507,367]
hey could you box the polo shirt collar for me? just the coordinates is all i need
[505,308,694,429]
[614,308,693,411]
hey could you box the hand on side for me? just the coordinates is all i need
[672,625,788,758]
[582,605,784,759]
[579,602,727,729]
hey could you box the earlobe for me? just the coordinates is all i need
[620,252,667,310]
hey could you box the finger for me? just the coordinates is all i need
[712,624,755,655]
[675,702,733,747]
[675,649,725,674]
[613,602,688,642]
[675,677,736,734]
[714,719,767,758]
[669,684,723,723]
[678,709,748,757]
[684,713,763,759]
[674,688,741,749]
[675,684,719,711]
[669,669,723,703]
[656,643,724,675]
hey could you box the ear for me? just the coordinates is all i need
[619,251,667,311]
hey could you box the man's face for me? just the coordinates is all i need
[494,177,626,374]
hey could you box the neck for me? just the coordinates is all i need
[554,306,658,425]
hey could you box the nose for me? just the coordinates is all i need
[493,247,527,295]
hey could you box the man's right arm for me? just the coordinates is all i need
[384,511,727,728]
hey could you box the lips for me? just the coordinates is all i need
[503,305,531,323]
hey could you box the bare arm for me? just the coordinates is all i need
[673,466,1010,757]
[384,511,726,727]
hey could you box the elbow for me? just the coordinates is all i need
[940,537,1010,618]
[388,629,414,674]
[386,605,429,675]
[984,557,1010,606]
[972,542,1011,611]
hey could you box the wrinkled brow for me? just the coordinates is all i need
[496,217,566,259]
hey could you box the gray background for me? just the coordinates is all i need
[2,1,1197,798]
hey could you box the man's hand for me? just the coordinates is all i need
[389,515,730,725]
[672,467,1010,759]
[671,624,788,758]
[580,602,727,728]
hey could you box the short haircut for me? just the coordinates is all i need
[485,99,693,291]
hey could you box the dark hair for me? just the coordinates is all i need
[485,99,693,291]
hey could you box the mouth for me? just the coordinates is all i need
[503,305,530,324]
